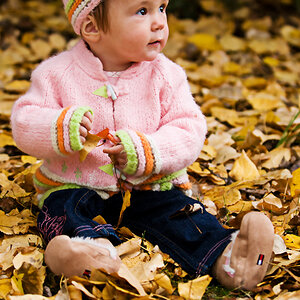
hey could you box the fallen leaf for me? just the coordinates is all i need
[290,168,300,197]
[71,281,96,298]
[252,193,286,214]
[13,248,44,270]
[178,275,212,300]
[154,273,174,294]
[187,33,220,51]
[280,25,300,47]
[262,148,291,169]
[0,278,12,299]
[229,150,260,181]
[284,234,300,250]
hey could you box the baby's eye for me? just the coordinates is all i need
[159,4,166,13]
[137,8,147,15]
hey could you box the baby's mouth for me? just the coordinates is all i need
[148,40,161,45]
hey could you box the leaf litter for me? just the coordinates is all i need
[0,0,299,299]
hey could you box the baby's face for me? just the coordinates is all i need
[95,0,169,70]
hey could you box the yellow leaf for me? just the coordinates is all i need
[13,264,46,295]
[117,190,131,227]
[283,234,300,250]
[243,77,268,89]
[178,275,212,300]
[0,278,12,299]
[227,200,253,214]
[4,80,31,93]
[0,132,16,147]
[79,133,101,162]
[0,210,22,235]
[68,285,83,300]
[247,92,283,112]
[198,145,217,161]
[222,61,243,75]
[274,69,298,85]
[13,248,44,270]
[291,168,300,197]
[30,39,52,60]
[93,215,107,225]
[214,146,240,165]
[210,107,239,126]
[262,148,291,169]
[49,33,66,51]
[0,234,42,270]
[102,283,115,300]
[187,33,220,51]
[248,38,290,55]
[92,286,102,298]
[265,111,281,124]
[242,16,272,31]
[11,271,24,295]
[116,237,141,257]
[188,162,210,176]
[220,34,247,51]
[252,193,286,215]
[0,173,30,200]
[21,156,37,164]
[229,150,260,181]
[154,273,174,294]
[223,188,242,206]
[263,56,280,67]
[280,25,300,47]
[71,281,96,299]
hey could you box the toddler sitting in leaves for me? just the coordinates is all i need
[11,0,274,292]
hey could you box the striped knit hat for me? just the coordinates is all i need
[63,0,102,35]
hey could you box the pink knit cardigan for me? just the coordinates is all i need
[11,40,207,205]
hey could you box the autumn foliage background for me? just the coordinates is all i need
[0,0,299,299]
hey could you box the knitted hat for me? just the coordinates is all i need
[63,0,102,35]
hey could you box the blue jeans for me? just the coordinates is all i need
[37,188,235,275]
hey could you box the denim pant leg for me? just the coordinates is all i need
[37,188,121,245]
[120,189,235,276]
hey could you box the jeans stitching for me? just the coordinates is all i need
[74,190,92,217]
[196,234,232,275]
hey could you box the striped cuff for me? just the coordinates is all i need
[116,130,160,177]
[116,130,138,175]
[51,106,93,156]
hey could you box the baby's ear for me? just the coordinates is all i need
[81,15,101,42]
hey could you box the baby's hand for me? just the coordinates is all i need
[103,137,127,170]
[79,112,93,144]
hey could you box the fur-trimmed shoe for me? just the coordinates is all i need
[44,235,121,277]
[211,212,274,291]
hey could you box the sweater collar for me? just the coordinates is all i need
[71,39,150,80]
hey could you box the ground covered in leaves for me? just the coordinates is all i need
[0,0,299,299]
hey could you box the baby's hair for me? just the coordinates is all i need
[90,0,109,33]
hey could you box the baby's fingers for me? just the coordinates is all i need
[81,116,92,131]
[103,144,124,155]
[79,125,88,144]
[84,111,93,123]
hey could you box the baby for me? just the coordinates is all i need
[11,0,274,291]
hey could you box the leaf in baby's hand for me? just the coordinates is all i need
[96,128,109,139]
[79,133,101,162]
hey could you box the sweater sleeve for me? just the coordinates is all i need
[116,61,207,177]
[11,62,93,159]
